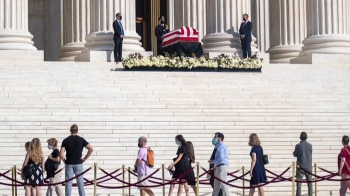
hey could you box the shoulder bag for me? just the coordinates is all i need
[22,164,34,177]
[260,146,269,165]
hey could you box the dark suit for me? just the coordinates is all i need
[239,21,253,58]
[155,24,169,56]
[210,147,223,196]
[113,20,124,62]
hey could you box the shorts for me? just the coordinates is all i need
[137,174,150,190]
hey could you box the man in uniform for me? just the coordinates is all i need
[155,16,169,56]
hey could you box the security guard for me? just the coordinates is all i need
[155,16,169,56]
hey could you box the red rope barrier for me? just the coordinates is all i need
[2,165,350,189]
[227,172,250,183]
[202,166,291,189]
[0,167,91,187]
[98,167,195,189]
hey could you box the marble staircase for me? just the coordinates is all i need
[0,61,349,195]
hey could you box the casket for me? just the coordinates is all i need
[162,26,199,48]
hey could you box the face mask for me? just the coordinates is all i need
[175,141,180,146]
[212,138,218,146]
[161,21,165,24]
[119,16,122,20]
[138,143,142,148]
[48,145,53,150]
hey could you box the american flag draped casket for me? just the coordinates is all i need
[161,26,199,48]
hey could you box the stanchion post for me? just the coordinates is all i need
[162,164,165,196]
[122,165,125,196]
[128,167,131,196]
[93,163,97,196]
[314,163,317,196]
[11,167,14,196]
[242,166,245,196]
[14,165,17,196]
[196,162,200,196]
[292,162,296,196]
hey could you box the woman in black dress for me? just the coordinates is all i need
[168,135,191,196]
[22,138,45,196]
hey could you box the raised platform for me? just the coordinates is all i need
[0,50,43,61]
[291,54,350,64]
[0,62,349,195]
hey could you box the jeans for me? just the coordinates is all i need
[340,174,350,196]
[212,165,230,196]
[46,169,64,196]
[296,168,313,196]
[65,164,85,196]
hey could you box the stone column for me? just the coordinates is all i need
[174,0,206,42]
[251,0,270,53]
[202,0,260,57]
[77,0,144,62]
[59,0,90,61]
[167,0,175,31]
[267,0,307,64]
[291,0,350,64]
[0,0,43,61]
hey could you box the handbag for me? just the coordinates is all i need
[260,146,269,165]
[22,164,34,177]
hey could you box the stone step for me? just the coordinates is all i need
[0,62,349,195]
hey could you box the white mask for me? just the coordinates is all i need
[48,145,53,150]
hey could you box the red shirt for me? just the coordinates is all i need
[340,146,350,175]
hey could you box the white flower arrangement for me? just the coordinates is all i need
[122,52,262,70]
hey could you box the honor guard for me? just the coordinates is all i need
[155,16,170,56]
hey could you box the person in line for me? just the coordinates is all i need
[186,141,196,194]
[248,133,266,196]
[46,138,63,196]
[209,133,230,196]
[209,133,223,196]
[113,13,124,62]
[293,132,313,196]
[25,141,30,152]
[338,135,350,196]
[22,138,45,196]
[239,14,253,58]
[60,124,93,196]
[155,16,170,56]
[168,135,191,196]
[23,141,35,196]
[134,136,155,196]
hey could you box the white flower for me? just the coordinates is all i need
[123,53,262,70]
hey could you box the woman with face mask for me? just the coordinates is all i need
[45,138,63,196]
[167,135,191,196]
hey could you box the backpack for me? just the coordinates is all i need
[143,147,155,168]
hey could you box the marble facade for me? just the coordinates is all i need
[0,0,349,63]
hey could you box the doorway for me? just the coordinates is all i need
[136,0,168,52]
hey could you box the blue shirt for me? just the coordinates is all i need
[213,142,229,166]
[119,21,124,35]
